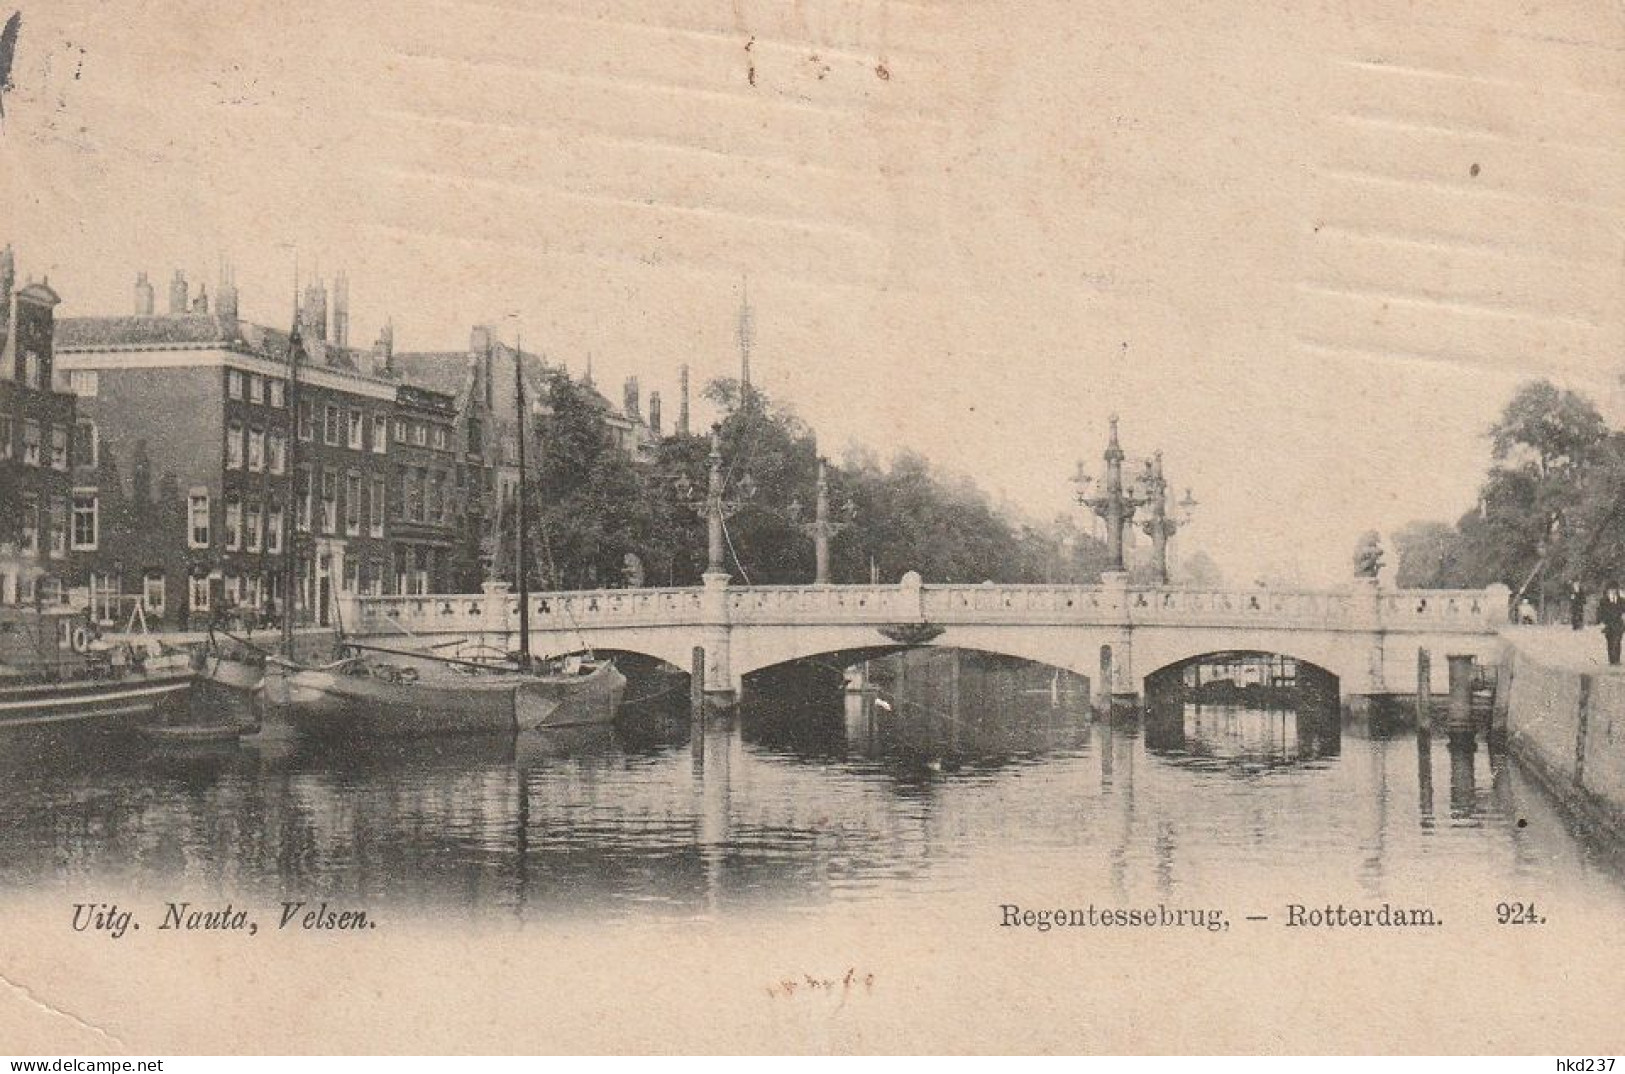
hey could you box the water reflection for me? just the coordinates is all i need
[0,650,1620,919]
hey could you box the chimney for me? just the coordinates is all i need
[132,271,154,315]
[215,263,238,327]
[169,270,189,315]
[301,279,328,341]
[373,319,395,376]
[332,271,349,349]
[470,325,491,354]
[677,364,691,437]
[191,284,210,315]
[623,376,640,419]
[649,391,662,435]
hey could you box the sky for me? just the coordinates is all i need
[2,0,1622,585]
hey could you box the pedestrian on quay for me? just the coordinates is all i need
[1599,582,1625,666]
[1571,580,1587,630]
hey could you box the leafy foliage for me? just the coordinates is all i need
[1394,380,1625,603]
[512,373,1121,590]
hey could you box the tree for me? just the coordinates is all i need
[1391,521,1462,588]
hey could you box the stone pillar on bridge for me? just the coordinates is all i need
[1100,569,1138,703]
[699,570,736,708]
[481,579,514,652]
[1344,575,1386,718]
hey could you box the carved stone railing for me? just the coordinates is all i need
[350,581,1506,637]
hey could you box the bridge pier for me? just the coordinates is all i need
[699,571,738,709]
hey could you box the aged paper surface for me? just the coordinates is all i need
[0,0,1623,1055]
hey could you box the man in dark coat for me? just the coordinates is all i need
[1599,582,1625,666]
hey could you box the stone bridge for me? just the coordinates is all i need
[343,573,1509,709]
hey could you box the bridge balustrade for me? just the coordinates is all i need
[1126,588,1355,628]
[727,585,915,624]
[922,585,1116,623]
[1380,590,1494,630]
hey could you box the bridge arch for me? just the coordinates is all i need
[1142,648,1341,700]
[729,623,1113,690]
[1132,629,1362,699]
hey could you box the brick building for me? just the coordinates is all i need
[54,271,398,627]
[0,246,76,605]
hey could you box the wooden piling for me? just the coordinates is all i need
[1446,653,1475,749]
[1415,648,1431,734]
[691,645,706,721]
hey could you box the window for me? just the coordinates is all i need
[189,574,211,613]
[321,471,338,534]
[298,400,314,441]
[413,422,427,447]
[49,498,67,557]
[268,379,286,408]
[22,420,40,466]
[246,502,262,552]
[268,431,286,475]
[21,350,39,388]
[430,472,445,522]
[407,468,425,522]
[432,426,449,451]
[324,405,341,446]
[371,415,388,454]
[347,409,364,450]
[248,428,265,472]
[395,418,409,444]
[345,473,362,535]
[223,574,242,606]
[49,426,67,471]
[296,470,312,533]
[142,572,165,616]
[342,559,358,594]
[188,490,210,548]
[73,420,97,469]
[20,496,37,553]
[369,477,386,538]
[267,505,284,554]
[225,500,242,550]
[227,369,244,400]
[248,374,264,405]
[226,421,244,469]
[0,415,11,459]
[68,370,99,397]
[71,491,98,551]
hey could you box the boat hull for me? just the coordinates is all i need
[0,671,196,732]
[285,660,626,740]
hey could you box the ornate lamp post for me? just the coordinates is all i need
[1139,452,1197,585]
[789,458,854,585]
[1073,415,1152,573]
[675,425,754,579]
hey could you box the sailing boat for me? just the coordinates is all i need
[193,317,340,731]
[282,335,625,740]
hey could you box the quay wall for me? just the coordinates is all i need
[1504,640,1625,837]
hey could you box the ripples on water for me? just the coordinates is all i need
[2,653,1623,921]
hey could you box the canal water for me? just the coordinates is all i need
[3,650,1624,923]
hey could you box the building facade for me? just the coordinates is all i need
[54,272,399,627]
[0,247,76,605]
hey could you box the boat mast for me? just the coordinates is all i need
[281,306,304,656]
[513,335,532,672]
